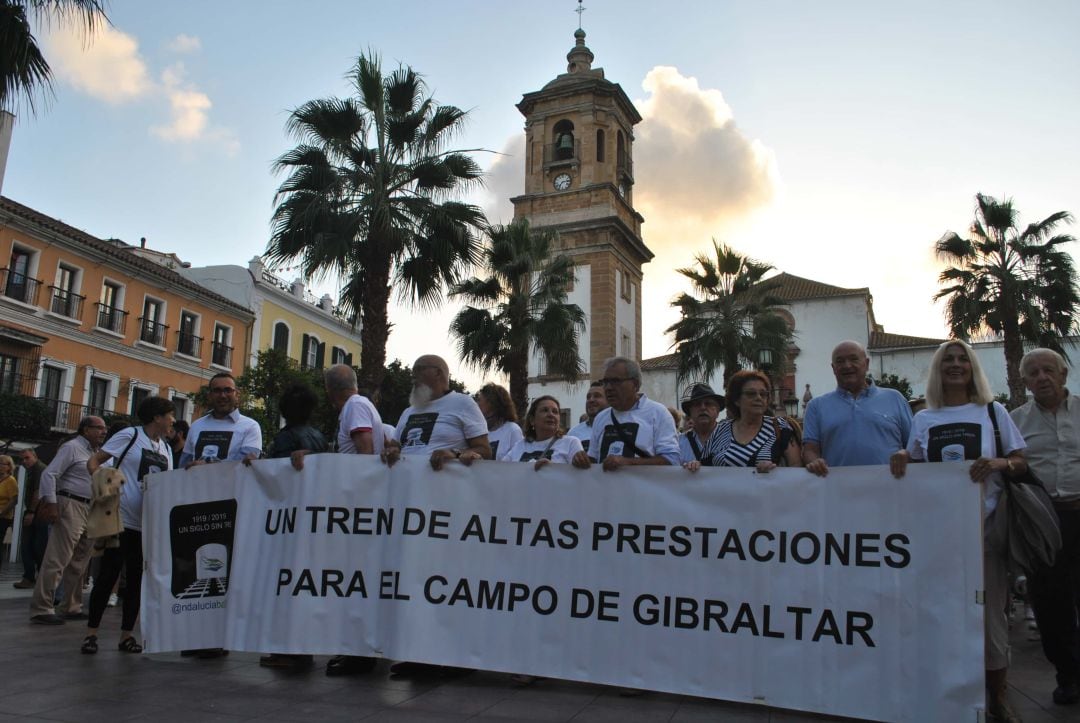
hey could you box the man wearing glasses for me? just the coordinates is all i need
[802,340,912,476]
[180,373,263,468]
[29,416,107,625]
[580,356,680,470]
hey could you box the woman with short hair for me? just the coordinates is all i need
[705,370,802,471]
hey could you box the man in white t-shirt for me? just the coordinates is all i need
[584,357,680,470]
[382,355,490,678]
[179,373,263,468]
[383,355,491,470]
[567,381,608,455]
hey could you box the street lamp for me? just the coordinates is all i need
[757,348,774,369]
[783,395,800,419]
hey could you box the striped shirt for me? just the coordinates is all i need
[706,417,792,468]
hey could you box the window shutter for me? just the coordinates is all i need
[301,334,310,369]
[316,341,326,369]
[345,352,353,366]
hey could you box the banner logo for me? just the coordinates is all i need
[169,499,237,599]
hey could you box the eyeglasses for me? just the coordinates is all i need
[741,390,770,399]
[210,387,236,394]
[598,377,633,386]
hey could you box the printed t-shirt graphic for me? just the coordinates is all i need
[195,430,233,461]
[925,422,982,462]
[505,436,584,464]
[599,422,640,460]
[101,426,172,532]
[401,413,439,449]
[567,422,591,453]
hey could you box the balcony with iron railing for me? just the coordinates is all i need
[95,303,128,334]
[138,317,168,347]
[36,397,113,431]
[176,331,202,358]
[0,267,43,306]
[211,341,232,368]
[48,286,85,320]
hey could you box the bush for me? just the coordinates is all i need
[0,393,52,442]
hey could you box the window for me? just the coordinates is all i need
[272,322,289,353]
[140,298,167,346]
[0,354,17,394]
[553,119,575,161]
[97,281,126,333]
[620,269,633,302]
[88,376,109,416]
[172,395,188,421]
[4,247,38,304]
[332,346,347,365]
[596,129,605,162]
[620,328,632,358]
[40,365,64,426]
[211,324,232,368]
[177,310,200,357]
[301,333,325,370]
[130,387,151,416]
[50,264,83,319]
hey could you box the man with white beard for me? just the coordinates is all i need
[383,355,491,470]
[382,355,490,677]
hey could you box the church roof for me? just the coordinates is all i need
[868,330,947,350]
[762,272,869,302]
[640,353,678,371]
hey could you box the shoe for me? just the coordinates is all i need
[82,577,93,593]
[30,614,64,625]
[64,611,89,620]
[326,655,377,676]
[13,578,34,589]
[80,635,98,655]
[389,661,441,677]
[510,674,538,685]
[618,687,645,697]
[1053,680,1080,705]
[260,654,313,669]
[118,636,143,654]
[196,648,228,659]
[107,593,118,607]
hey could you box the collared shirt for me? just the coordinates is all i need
[1010,392,1080,501]
[588,393,681,466]
[39,435,95,502]
[679,425,720,465]
[803,383,912,466]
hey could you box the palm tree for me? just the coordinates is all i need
[449,219,585,415]
[935,192,1078,407]
[0,0,107,114]
[667,239,793,387]
[265,52,486,389]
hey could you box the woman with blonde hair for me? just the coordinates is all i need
[890,339,1026,722]
[0,455,19,572]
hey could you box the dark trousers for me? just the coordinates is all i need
[20,519,49,581]
[88,530,142,632]
[1030,506,1080,685]
[0,517,10,570]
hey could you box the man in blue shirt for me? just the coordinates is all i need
[803,340,912,475]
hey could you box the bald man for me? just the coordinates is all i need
[802,340,912,476]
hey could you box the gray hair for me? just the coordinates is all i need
[324,364,358,393]
[1020,348,1067,376]
[603,356,642,383]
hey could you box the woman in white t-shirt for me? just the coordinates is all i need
[890,340,1027,723]
[475,383,524,461]
[84,396,175,656]
[503,395,586,470]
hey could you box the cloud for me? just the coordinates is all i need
[477,136,523,224]
[152,63,210,140]
[633,66,780,256]
[44,24,151,104]
[167,34,202,54]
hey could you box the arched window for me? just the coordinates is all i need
[596,129,605,162]
[272,322,289,353]
[553,119,575,160]
[616,130,626,167]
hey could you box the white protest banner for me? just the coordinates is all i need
[142,456,984,722]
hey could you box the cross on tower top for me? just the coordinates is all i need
[575,0,586,29]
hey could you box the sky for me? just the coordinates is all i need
[4,0,1079,388]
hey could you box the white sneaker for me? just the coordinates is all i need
[83,577,93,592]
[108,593,118,607]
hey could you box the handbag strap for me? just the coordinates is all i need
[986,403,1005,459]
[609,411,650,459]
[115,428,140,468]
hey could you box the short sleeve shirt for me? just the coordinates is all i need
[182,410,263,466]
[588,394,681,465]
[338,394,384,455]
[803,384,912,466]
[567,421,593,453]
[503,435,584,464]
[396,392,489,455]
[102,426,173,531]
[489,422,524,461]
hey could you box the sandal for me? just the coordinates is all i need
[80,635,98,655]
[118,636,143,654]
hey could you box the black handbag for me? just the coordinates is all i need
[985,403,1062,573]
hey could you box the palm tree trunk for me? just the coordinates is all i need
[358,258,392,391]
[1001,321,1027,409]
[508,350,530,422]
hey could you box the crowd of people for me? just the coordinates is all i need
[8,338,1079,721]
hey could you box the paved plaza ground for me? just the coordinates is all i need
[0,564,1073,722]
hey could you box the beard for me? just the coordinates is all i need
[410,383,435,408]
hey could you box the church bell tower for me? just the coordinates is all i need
[513,27,653,416]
